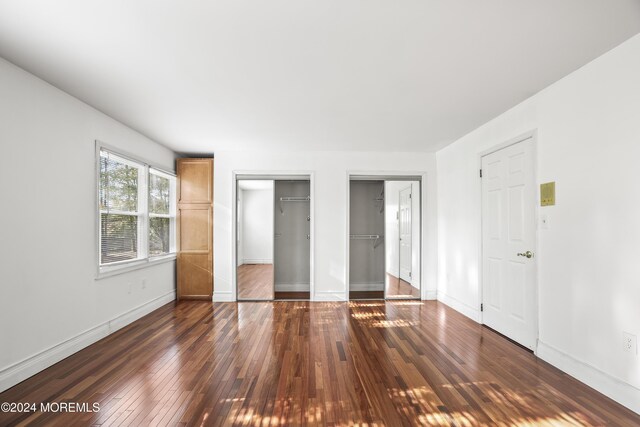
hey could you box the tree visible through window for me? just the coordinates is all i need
[99,152,142,264]
[98,148,176,270]
[149,171,173,256]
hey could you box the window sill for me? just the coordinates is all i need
[96,254,177,280]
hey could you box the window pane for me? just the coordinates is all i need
[149,217,171,256]
[149,173,170,215]
[100,153,139,212]
[101,213,138,264]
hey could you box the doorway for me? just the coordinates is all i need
[481,134,537,350]
[348,177,422,300]
[236,180,274,300]
[274,181,311,299]
[236,177,311,301]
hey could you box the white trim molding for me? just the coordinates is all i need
[213,291,235,302]
[349,283,385,292]
[274,284,310,292]
[423,289,437,300]
[0,291,176,393]
[537,341,640,415]
[313,291,348,302]
[437,291,481,323]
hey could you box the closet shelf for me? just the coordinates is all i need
[350,234,384,249]
[279,196,310,214]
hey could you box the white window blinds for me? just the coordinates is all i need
[99,151,144,265]
[98,148,176,271]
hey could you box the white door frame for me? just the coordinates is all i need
[477,130,540,353]
[232,171,315,301]
[345,171,428,301]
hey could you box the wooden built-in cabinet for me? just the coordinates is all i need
[177,158,214,300]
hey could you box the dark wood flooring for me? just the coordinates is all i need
[349,290,384,299]
[237,264,274,300]
[238,264,310,301]
[1,300,638,426]
[274,292,311,300]
[386,273,420,299]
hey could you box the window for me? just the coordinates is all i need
[98,147,176,275]
[148,169,176,257]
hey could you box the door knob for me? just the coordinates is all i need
[517,251,534,259]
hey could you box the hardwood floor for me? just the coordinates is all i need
[238,264,311,301]
[237,264,273,300]
[385,273,420,299]
[274,292,311,300]
[1,300,639,426]
[349,290,384,299]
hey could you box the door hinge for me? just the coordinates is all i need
[409,193,412,199]
[409,272,412,278]
[479,169,483,178]
[480,303,484,312]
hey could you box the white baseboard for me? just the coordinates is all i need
[275,283,310,292]
[213,291,235,302]
[537,341,640,415]
[350,283,384,291]
[423,289,437,300]
[437,291,480,323]
[242,259,272,265]
[313,291,348,301]
[0,290,176,393]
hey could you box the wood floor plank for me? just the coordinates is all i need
[1,300,639,426]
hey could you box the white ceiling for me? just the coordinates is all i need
[0,1,638,154]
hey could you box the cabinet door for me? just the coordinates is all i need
[177,158,214,300]
[177,203,213,299]
[178,159,213,204]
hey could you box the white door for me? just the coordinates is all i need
[399,186,412,283]
[482,137,537,350]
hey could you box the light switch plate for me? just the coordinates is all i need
[540,214,549,229]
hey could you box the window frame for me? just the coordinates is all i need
[148,168,177,258]
[96,141,177,279]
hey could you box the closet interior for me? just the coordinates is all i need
[236,178,311,300]
[349,177,421,300]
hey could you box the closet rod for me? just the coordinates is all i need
[279,196,310,201]
[279,196,310,214]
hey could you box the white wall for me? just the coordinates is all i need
[0,58,177,392]
[241,189,274,264]
[437,34,640,413]
[214,151,438,301]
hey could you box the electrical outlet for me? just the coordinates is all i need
[141,278,147,289]
[623,332,637,354]
[127,282,133,294]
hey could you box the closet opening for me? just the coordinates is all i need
[235,175,311,301]
[348,176,422,300]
